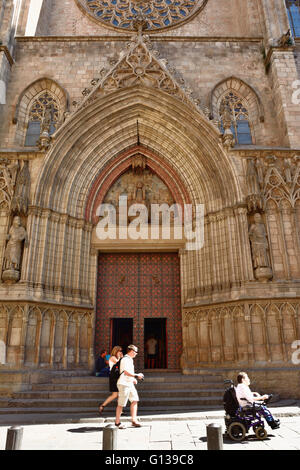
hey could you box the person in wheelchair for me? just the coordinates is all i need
[235,372,280,430]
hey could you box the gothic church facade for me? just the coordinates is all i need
[0,0,300,397]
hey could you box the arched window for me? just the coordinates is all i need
[219,92,252,145]
[25,92,59,147]
[286,1,300,37]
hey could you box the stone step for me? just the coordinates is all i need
[0,404,224,416]
[11,388,224,400]
[49,374,224,384]
[0,372,225,416]
[0,396,222,409]
[31,381,224,392]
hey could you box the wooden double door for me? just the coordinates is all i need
[95,252,182,370]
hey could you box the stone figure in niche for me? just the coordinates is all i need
[249,213,272,282]
[2,216,28,283]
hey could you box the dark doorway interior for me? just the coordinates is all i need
[144,318,167,369]
[111,318,133,354]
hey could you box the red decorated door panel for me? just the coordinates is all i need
[95,252,182,369]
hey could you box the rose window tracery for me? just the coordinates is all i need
[77,0,208,31]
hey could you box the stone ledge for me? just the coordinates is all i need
[15,36,264,43]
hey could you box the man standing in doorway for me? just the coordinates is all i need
[115,344,144,428]
[146,335,158,368]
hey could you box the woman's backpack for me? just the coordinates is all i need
[109,358,123,386]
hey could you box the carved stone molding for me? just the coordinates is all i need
[0,302,94,369]
[65,32,215,132]
[0,159,19,212]
[183,299,300,368]
[246,155,300,210]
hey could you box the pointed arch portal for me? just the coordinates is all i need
[30,83,244,369]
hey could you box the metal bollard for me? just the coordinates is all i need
[206,423,223,450]
[102,424,118,450]
[5,426,23,450]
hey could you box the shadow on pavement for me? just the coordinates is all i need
[67,427,103,433]
[199,434,274,445]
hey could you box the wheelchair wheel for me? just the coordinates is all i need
[227,422,246,441]
[254,426,268,440]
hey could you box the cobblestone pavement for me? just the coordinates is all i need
[1,416,300,451]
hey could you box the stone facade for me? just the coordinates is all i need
[0,0,300,397]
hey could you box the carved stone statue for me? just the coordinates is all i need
[37,104,53,150]
[278,29,294,47]
[220,103,235,149]
[41,104,53,134]
[249,213,272,282]
[2,216,28,283]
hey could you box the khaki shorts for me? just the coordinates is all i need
[117,384,139,407]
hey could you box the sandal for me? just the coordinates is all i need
[131,421,142,428]
[115,422,125,429]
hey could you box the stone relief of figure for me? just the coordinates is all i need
[246,158,260,195]
[11,160,30,215]
[2,216,28,283]
[246,158,263,212]
[0,159,19,210]
[284,158,292,184]
[249,213,272,282]
[130,180,146,205]
[102,166,175,226]
[128,180,149,223]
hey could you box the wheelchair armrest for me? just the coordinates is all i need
[263,394,273,405]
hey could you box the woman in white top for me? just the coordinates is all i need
[99,346,123,414]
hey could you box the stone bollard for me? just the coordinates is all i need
[102,424,118,450]
[5,426,23,450]
[206,423,223,450]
